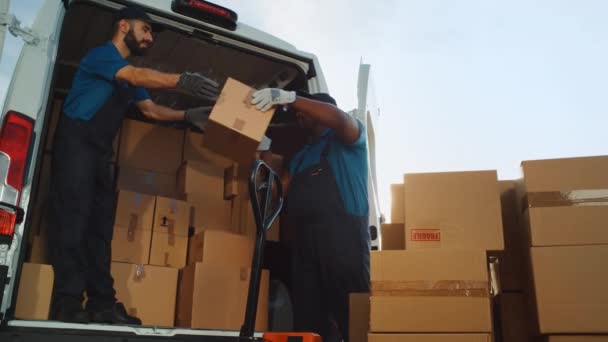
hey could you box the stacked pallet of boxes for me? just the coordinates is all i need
[366,170,504,342]
[518,156,608,341]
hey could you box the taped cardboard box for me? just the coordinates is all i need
[149,196,190,268]
[177,160,226,198]
[111,262,178,327]
[119,119,184,173]
[498,180,527,291]
[531,245,608,334]
[390,183,404,224]
[183,130,234,169]
[380,224,405,250]
[350,293,370,342]
[117,166,177,198]
[111,191,155,264]
[176,262,269,331]
[182,192,233,233]
[368,334,492,342]
[404,170,504,251]
[204,78,276,164]
[188,230,253,267]
[15,263,54,320]
[525,205,608,247]
[499,293,530,342]
[369,250,492,333]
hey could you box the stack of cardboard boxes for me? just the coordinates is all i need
[364,170,504,342]
[518,156,608,342]
[17,78,278,328]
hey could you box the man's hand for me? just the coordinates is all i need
[177,72,220,101]
[184,106,213,130]
[251,88,296,112]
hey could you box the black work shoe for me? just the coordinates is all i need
[50,297,90,324]
[88,302,142,325]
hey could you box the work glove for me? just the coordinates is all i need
[251,88,296,112]
[184,106,212,130]
[257,135,272,151]
[177,72,220,101]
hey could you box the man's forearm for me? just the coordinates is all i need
[145,103,185,121]
[132,68,180,89]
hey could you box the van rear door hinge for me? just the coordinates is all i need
[0,13,40,45]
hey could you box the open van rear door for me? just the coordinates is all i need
[0,0,65,323]
[0,0,9,59]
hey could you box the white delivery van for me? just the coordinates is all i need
[0,0,381,340]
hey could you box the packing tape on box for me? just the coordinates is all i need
[128,213,138,242]
[524,189,608,210]
[134,264,146,281]
[371,280,490,298]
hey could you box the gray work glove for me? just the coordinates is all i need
[184,106,212,130]
[177,72,220,101]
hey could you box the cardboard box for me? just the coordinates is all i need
[183,192,233,233]
[521,156,608,193]
[15,263,54,320]
[499,293,530,342]
[368,334,492,342]
[188,230,253,267]
[224,163,239,200]
[404,170,504,251]
[152,196,190,236]
[390,183,404,223]
[176,262,269,331]
[111,262,178,327]
[525,206,608,247]
[149,233,188,268]
[380,223,405,250]
[177,160,226,199]
[370,250,492,333]
[183,130,235,169]
[498,180,527,291]
[204,78,276,163]
[350,293,370,342]
[547,337,608,342]
[111,191,155,264]
[117,166,177,198]
[118,119,184,173]
[531,245,608,333]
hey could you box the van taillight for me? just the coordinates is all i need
[0,111,34,238]
[0,111,34,194]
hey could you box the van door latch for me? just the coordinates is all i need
[0,13,40,45]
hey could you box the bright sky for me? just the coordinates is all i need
[2,0,607,218]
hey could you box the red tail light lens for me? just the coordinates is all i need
[0,111,34,194]
[0,209,17,236]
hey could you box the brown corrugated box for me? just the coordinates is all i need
[15,263,54,320]
[177,160,226,198]
[117,166,177,198]
[404,170,504,251]
[530,245,608,333]
[368,334,492,342]
[176,262,268,331]
[498,180,527,291]
[149,196,190,268]
[188,230,253,267]
[118,119,184,174]
[380,224,405,250]
[499,293,530,342]
[547,337,608,342]
[525,206,608,247]
[349,293,370,342]
[224,163,239,200]
[111,191,155,264]
[521,156,608,193]
[182,192,233,233]
[204,78,276,163]
[111,262,178,327]
[369,250,492,333]
[183,130,235,169]
[390,183,404,223]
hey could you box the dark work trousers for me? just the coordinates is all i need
[287,142,371,342]
[48,85,131,309]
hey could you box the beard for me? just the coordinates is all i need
[124,29,149,56]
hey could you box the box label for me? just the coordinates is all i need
[411,229,441,242]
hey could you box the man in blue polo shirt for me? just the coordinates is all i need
[48,6,218,325]
[252,89,371,342]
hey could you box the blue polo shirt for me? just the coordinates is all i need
[289,120,369,217]
[63,42,150,120]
